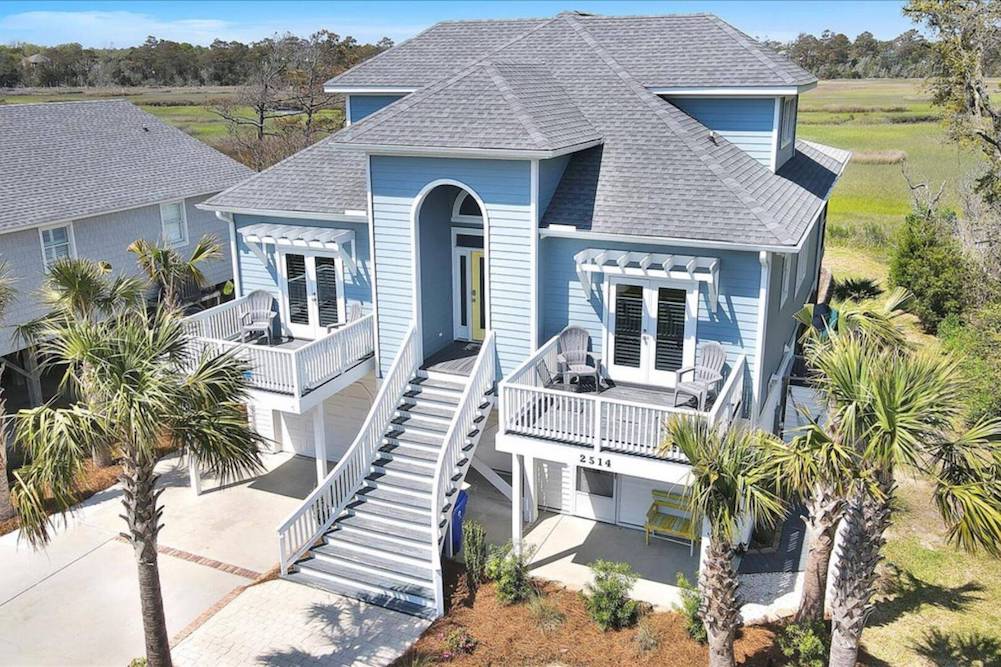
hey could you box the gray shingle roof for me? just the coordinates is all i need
[206,13,844,248]
[332,60,601,153]
[0,100,252,233]
[327,13,815,90]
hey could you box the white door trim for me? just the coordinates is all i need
[277,248,346,340]
[450,227,485,342]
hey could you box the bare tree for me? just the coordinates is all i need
[286,32,342,144]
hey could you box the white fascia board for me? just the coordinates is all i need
[649,82,817,96]
[356,139,603,161]
[323,86,417,94]
[194,203,367,224]
[2,188,226,237]
[539,226,796,254]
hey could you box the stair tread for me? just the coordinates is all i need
[312,541,432,580]
[347,497,430,526]
[358,485,432,510]
[285,571,436,620]
[379,441,439,462]
[367,470,432,492]
[391,414,449,433]
[399,402,456,421]
[384,428,444,447]
[410,376,467,393]
[403,388,460,406]
[338,513,429,542]
[374,456,435,477]
[298,556,435,597]
[326,523,432,560]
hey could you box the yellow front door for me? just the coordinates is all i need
[471,250,485,341]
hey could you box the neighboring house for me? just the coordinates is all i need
[189,12,849,619]
[0,100,253,406]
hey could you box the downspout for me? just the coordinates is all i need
[215,210,241,298]
[751,250,772,426]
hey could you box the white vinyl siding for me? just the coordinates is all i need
[160,201,188,247]
[38,224,75,267]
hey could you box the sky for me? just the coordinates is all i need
[0,1,917,49]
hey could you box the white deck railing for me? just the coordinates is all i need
[276,325,419,575]
[183,299,375,396]
[499,330,747,462]
[430,331,496,616]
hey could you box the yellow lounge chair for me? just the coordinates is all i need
[644,489,697,555]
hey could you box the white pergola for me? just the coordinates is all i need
[573,248,720,311]
[239,223,359,277]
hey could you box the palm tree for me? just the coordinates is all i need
[811,335,1001,667]
[774,288,914,622]
[129,235,223,310]
[12,306,264,667]
[17,257,146,468]
[0,261,16,522]
[662,416,786,667]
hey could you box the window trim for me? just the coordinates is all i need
[38,222,77,268]
[451,191,483,224]
[780,96,796,149]
[159,200,189,248]
[796,239,809,295]
[780,254,795,308]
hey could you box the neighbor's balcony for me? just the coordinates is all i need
[182,295,375,397]
[498,331,745,463]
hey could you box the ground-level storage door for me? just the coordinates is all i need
[536,460,565,512]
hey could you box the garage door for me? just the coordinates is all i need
[536,460,565,512]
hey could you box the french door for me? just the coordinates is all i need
[605,277,697,387]
[281,252,344,339]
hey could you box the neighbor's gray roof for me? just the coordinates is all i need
[206,13,844,248]
[327,13,815,90]
[0,100,252,233]
[332,61,601,153]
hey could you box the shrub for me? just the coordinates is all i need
[674,573,706,643]
[583,560,639,631]
[128,659,147,667]
[484,543,534,604]
[527,591,565,633]
[939,303,1001,423]
[778,621,830,667]
[442,628,478,658]
[889,209,968,332]
[830,276,884,303]
[461,520,488,593]
[634,619,661,653]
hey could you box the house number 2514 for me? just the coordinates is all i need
[580,454,612,468]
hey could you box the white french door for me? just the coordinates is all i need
[605,277,697,388]
[280,251,344,339]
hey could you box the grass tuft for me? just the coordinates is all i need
[853,150,908,165]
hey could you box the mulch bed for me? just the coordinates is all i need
[0,444,177,537]
[394,560,784,666]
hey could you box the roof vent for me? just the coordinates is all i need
[558,10,595,17]
[708,130,719,145]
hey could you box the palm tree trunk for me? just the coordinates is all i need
[93,442,114,468]
[796,485,842,622]
[121,454,172,667]
[700,538,739,667]
[0,383,13,523]
[828,483,892,667]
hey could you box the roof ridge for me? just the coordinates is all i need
[483,62,551,149]
[326,22,444,87]
[562,13,788,243]
[705,14,796,85]
[333,16,564,144]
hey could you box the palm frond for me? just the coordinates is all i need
[0,260,15,319]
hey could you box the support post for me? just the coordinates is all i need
[524,455,537,523]
[189,453,203,496]
[313,403,327,485]
[22,347,42,407]
[512,453,523,555]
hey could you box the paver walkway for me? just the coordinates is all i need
[173,579,430,667]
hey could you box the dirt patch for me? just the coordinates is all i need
[0,444,177,537]
[394,561,782,666]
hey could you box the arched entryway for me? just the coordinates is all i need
[410,180,490,369]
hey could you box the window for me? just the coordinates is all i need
[780,97,796,149]
[796,238,810,294]
[779,254,796,308]
[160,201,188,247]
[39,224,74,267]
[451,191,483,223]
[577,467,614,498]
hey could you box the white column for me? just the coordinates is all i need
[524,455,538,523]
[189,454,203,496]
[511,453,523,555]
[312,402,327,485]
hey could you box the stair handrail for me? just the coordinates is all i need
[277,324,420,574]
[429,331,496,616]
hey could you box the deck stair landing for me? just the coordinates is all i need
[285,368,493,619]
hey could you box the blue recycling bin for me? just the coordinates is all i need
[451,490,469,554]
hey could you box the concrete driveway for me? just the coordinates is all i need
[0,451,311,666]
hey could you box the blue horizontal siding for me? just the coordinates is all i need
[232,214,374,316]
[667,96,777,167]
[540,236,761,385]
[348,94,405,123]
[370,156,532,376]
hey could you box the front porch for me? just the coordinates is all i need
[182,294,375,400]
